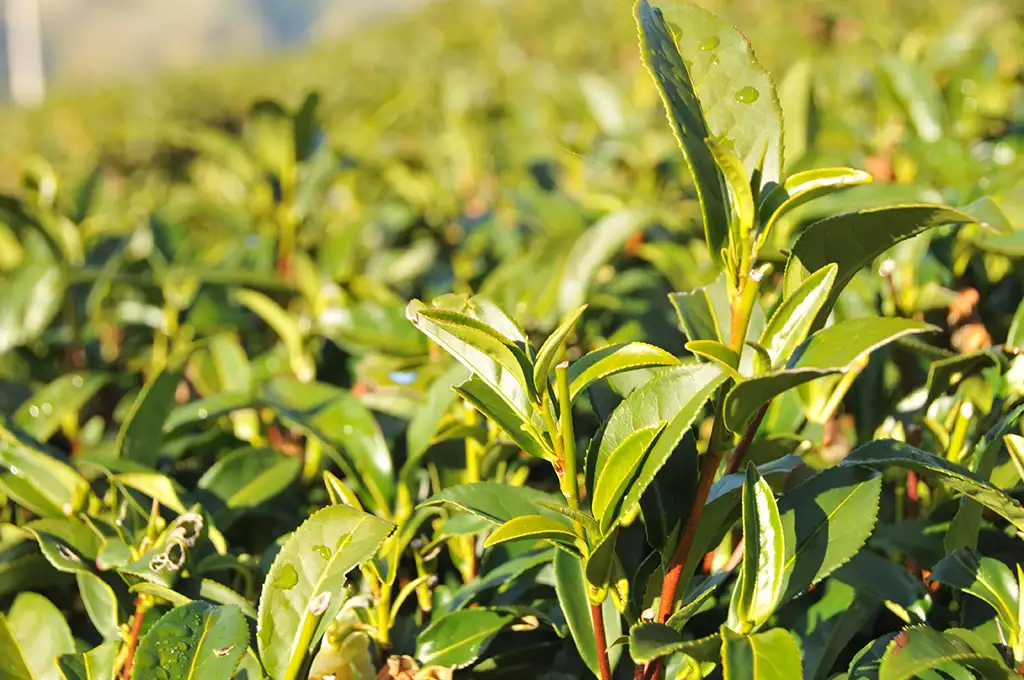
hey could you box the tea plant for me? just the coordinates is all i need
[1,0,1023,679]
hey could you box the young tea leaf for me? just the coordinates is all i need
[132,602,249,680]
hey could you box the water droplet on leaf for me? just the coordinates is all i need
[274,563,299,589]
[735,86,760,103]
[699,36,720,51]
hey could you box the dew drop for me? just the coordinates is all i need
[197,408,209,419]
[699,36,720,51]
[28,405,39,418]
[342,424,353,435]
[72,375,84,388]
[274,563,299,590]
[735,86,760,103]
[41,403,52,415]
[312,544,331,560]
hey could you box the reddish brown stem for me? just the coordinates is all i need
[656,452,722,624]
[723,403,770,477]
[591,603,612,680]
[121,598,147,679]
[906,470,919,519]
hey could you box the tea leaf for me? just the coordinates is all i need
[787,205,978,329]
[878,626,1013,680]
[416,608,519,669]
[256,505,395,680]
[724,317,935,432]
[721,627,802,680]
[568,342,680,402]
[133,602,249,680]
[57,641,118,680]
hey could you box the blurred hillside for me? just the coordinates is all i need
[3,0,430,88]
[0,0,1018,188]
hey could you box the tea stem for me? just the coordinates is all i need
[724,402,770,476]
[590,602,613,680]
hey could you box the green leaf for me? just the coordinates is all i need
[232,288,307,378]
[415,608,519,669]
[260,378,394,513]
[113,473,189,514]
[724,317,935,432]
[447,549,555,612]
[757,168,873,249]
[57,642,118,680]
[0,612,34,680]
[757,264,837,371]
[413,306,534,397]
[533,305,587,394]
[634,0,727,265]
[407,299,532,419]
[878,627,1014,680]
[728,463,785,633]
[685,340,743,380]
[256,504,395,680]
[787,205,977,329]
[14,373,108,441]
[721,627,802,680]
[778,466,881,602]
[709,141,755,249]
[196,446,301,525]
[26,518,101,575]
[453,376,549,460]
[593,364,726,531]
[0,420,88,516]
[483,514,581,552]
[116,367,180,466]
[592,423,666,534]
[77,573,123,641]
[833,551,930,624]
[553,550,623,678]
[568,342,680,402]
[405,364,468,460]
[1009,298,1024,350]
[8,592,75,680]
[670,277,731,344]
[630,623,688,664]
[423,483,567,526]
[842,439,1024,533]
[929,550,1019,635]
[163,392,255,433]
[946,404,1024,553]
[132,602,249,680]
[798,580,881,680]
[558,209,651,313]
[638,0,783,191]
[925,350,1003,405]
[0,259,65,355]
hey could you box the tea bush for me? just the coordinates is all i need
[1,0,1023,679]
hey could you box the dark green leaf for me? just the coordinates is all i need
[630,623,687,664]
[843,440,1024,533]
[416,608,520,669]
[116,368,180,466]
[261,378,394,512]
[724,318,935,432]
[57,642,118,680]
[553,550,623,677]
[132,602,249,680]
[757,168,873,249]
[0,420,88,516]
[929,550,1018,634]
[878,626,1014,680]
[787,205,977,329]
[197,446,300,524]
[26,519,101,575]
[778,466,881,602]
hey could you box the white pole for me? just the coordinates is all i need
[6,0,45,106]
